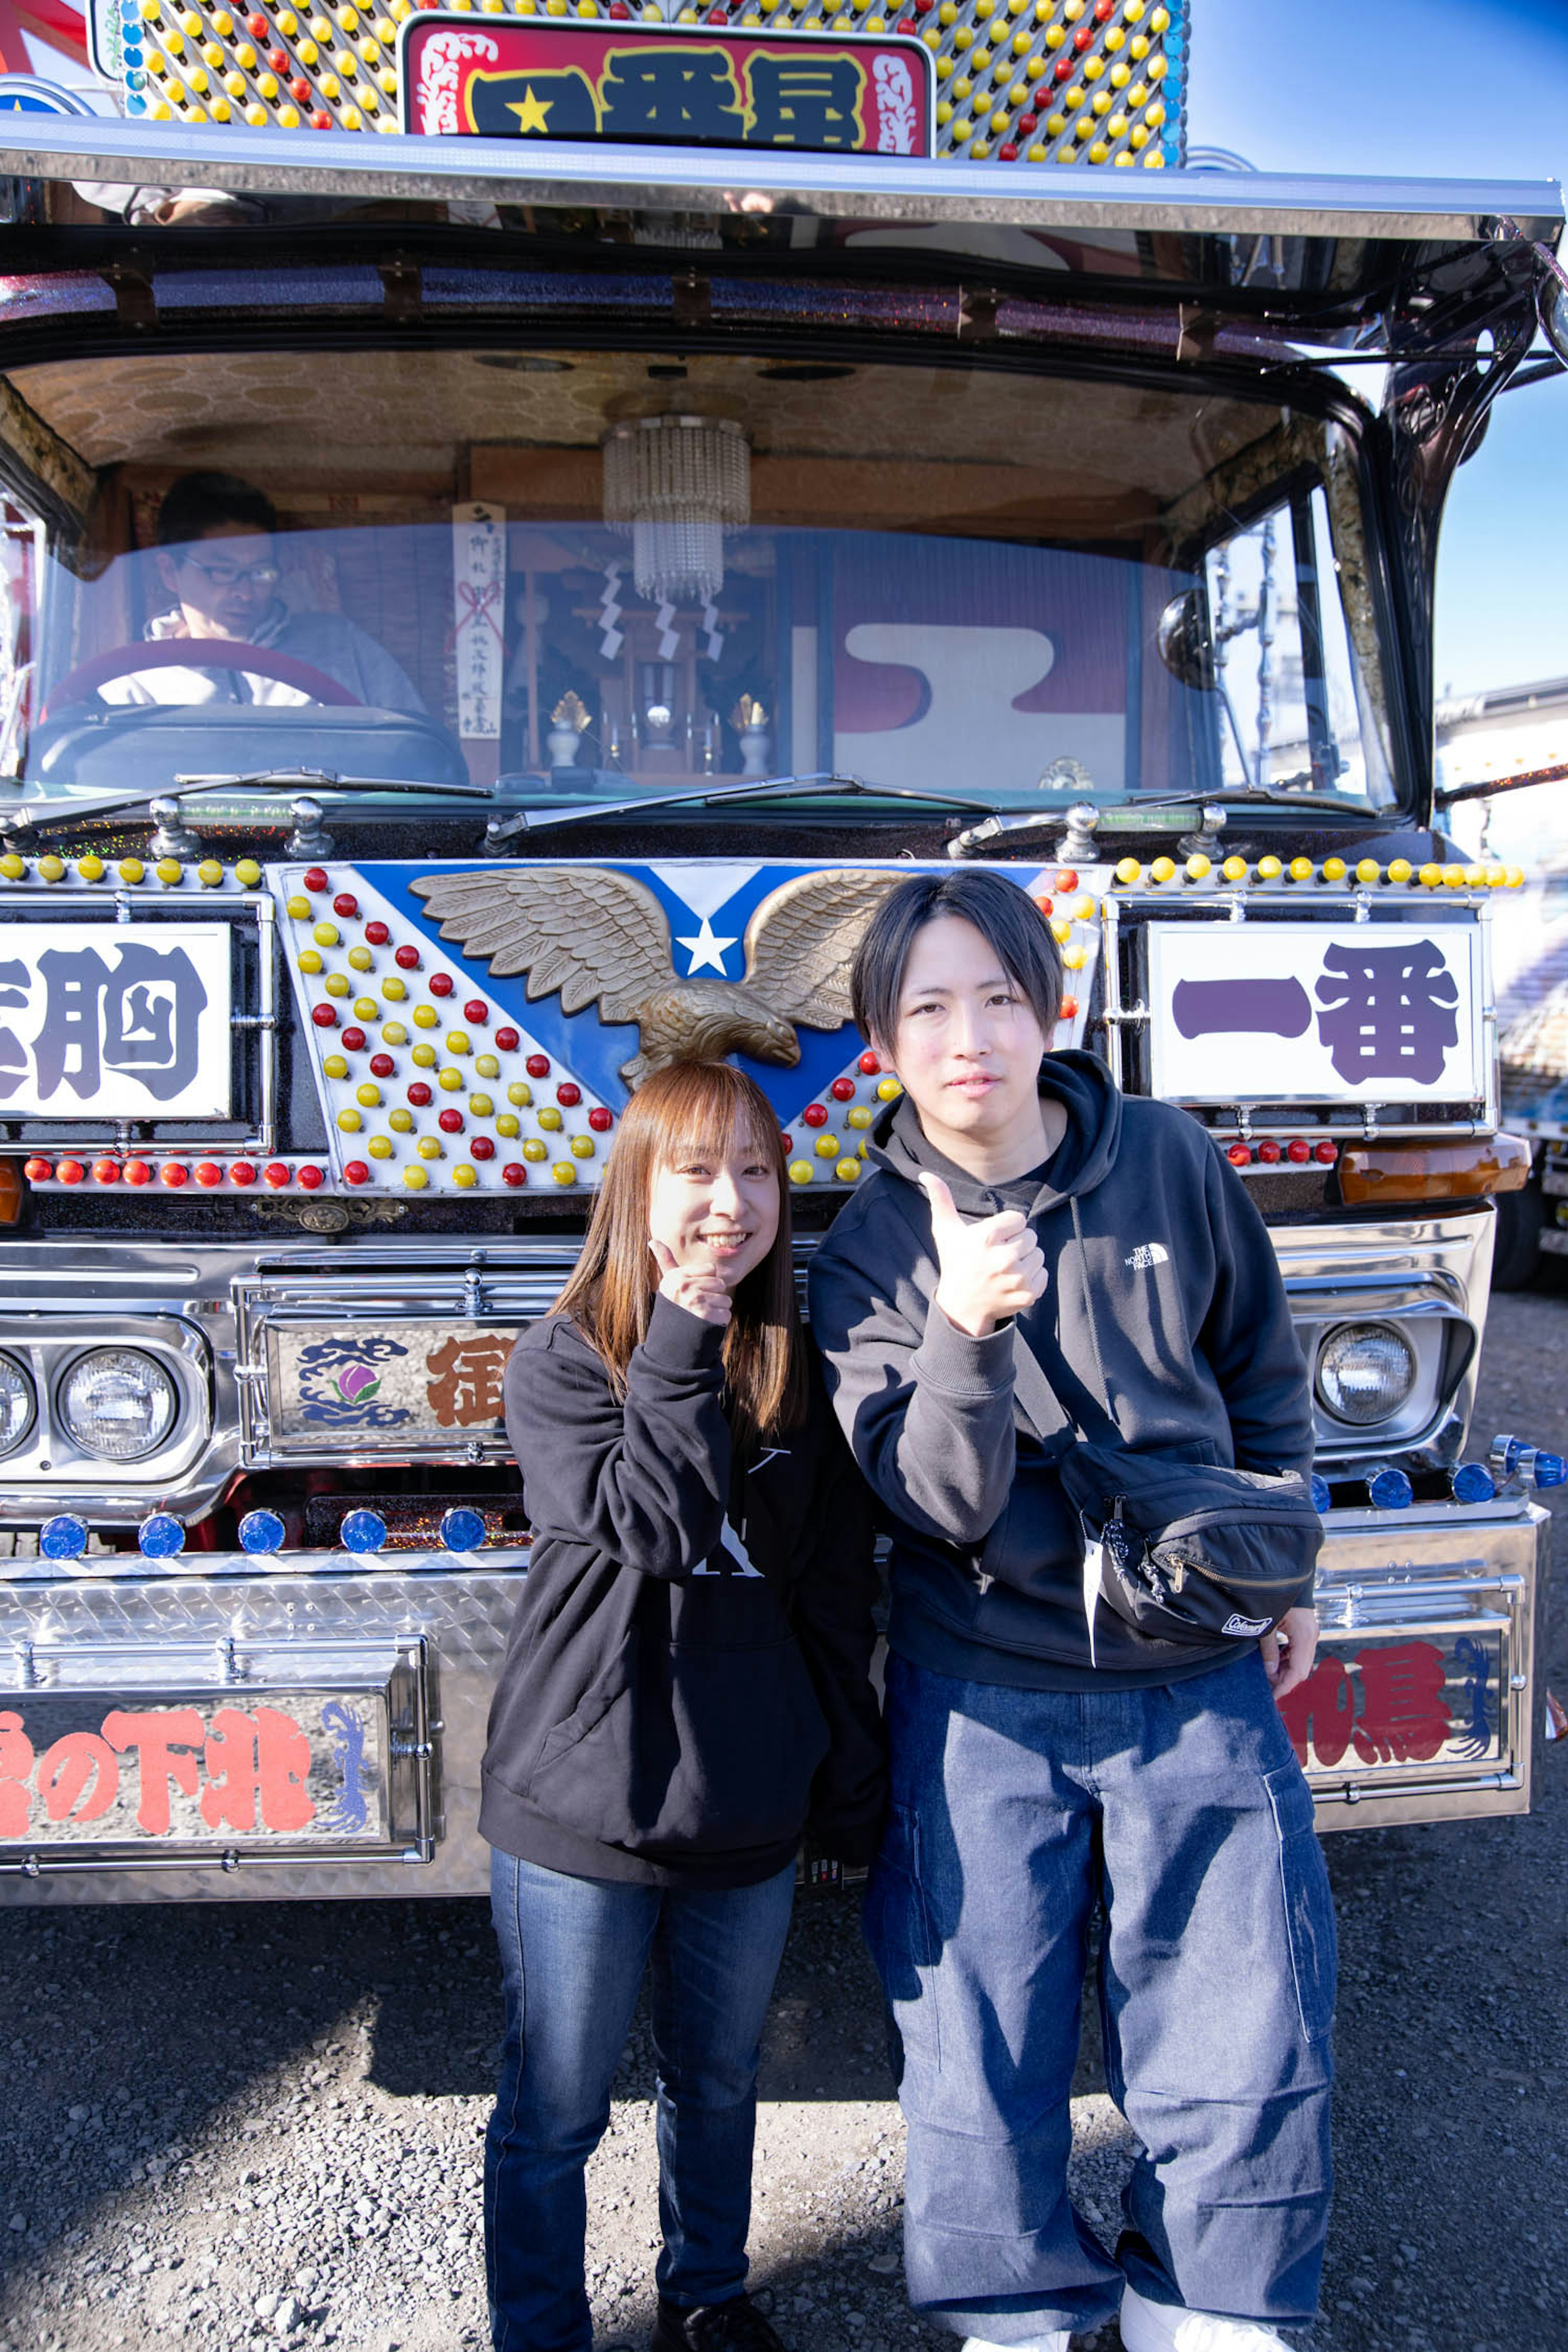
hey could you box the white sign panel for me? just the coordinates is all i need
[0,924,233,1118]
[1146,921,1486,1105]
[452,501,506,741]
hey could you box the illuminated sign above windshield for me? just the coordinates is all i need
[400,20,934,155]
[89,0,1185,166]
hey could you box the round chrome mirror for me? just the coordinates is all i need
[1156,588,1216,693]
[1539,265,1568,369]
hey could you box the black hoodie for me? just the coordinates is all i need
[480,1294,886,1889]
[807,1052,1316,1690]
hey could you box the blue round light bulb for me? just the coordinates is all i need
[1309,1473,1332,1516]
[1368,1468,1414,1511]
[340,1508,387,1555]
[1531,1451,1567,1490]
[38,1513,87,1561]
[439,1506,487,1554]
[1450,1463,1496,1505]
[238,1508,286,1556]
[137,1512,186,1560]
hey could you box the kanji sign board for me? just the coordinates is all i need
[1146,922,1487,1105]
[401,19,935,157]
[0,1690,387,1849]
[263,1321,522,1452]
[0,922,232,1119]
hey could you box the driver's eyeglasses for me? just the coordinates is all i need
[176,555,281,591]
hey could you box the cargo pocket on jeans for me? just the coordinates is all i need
[1263,1759,1338,2043]
[863,1801,943,2072]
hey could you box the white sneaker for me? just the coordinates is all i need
[960,2335,1071,2352]
[1118,2282,1290,2352]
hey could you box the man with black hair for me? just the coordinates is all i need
[102,470,425,714]
[809,869,1334,2352]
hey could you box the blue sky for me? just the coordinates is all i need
[1187,0,1568,698]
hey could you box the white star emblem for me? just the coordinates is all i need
[675,915,739,976]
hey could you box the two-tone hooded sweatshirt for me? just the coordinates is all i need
[479,1293,886,1890]
[807,1050,1316,1692]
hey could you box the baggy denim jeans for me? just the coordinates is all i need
[864,1650,1335,2343]
[484,1848,796,2352]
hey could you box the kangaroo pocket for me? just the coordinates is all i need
[528,1628,829,1860]
[974,1453,1079,1603]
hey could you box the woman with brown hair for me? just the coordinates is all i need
[481,1060,885,2352]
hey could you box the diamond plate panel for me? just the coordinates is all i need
[0,1560,524,1903]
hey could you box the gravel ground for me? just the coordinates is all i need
[1,1287,1565,2352]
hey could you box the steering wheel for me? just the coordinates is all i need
[42,638,361,717]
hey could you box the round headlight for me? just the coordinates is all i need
[59,1349,178,1462]
[0,1351,35,1458]
[1315,1321,1417,1426]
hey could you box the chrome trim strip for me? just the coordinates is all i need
[0,124,1557,242]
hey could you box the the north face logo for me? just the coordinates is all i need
[1124,1242,1169,1271]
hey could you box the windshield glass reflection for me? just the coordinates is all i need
[0,346,1397,812]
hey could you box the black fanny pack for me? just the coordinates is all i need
[1010,1199,1322,1654]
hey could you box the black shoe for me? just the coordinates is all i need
[651,2294,786,2352]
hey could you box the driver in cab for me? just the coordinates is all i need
[100,470,426,714]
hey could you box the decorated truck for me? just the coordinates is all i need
[1461,820,1568,1292]
[0,36,1563,1896]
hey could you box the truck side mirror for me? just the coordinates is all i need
[1156,588,1216,693]
[1538,256,1568,369]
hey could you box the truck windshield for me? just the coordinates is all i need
[0,344,1396,812]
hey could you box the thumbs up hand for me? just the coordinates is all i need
[919,1172,1047,1338]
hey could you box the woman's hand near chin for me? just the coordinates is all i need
[650,1235,733,1328]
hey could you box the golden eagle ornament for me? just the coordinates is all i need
[409,866,903,1088]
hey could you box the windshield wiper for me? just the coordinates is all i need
[172,769,495,800]
[1125,785,1374,817]
[946,779,1379,861]
[0,768,495,842]
[497,772,995,839]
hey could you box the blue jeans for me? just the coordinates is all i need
[484,1849,796,2352]
[864,1650,1335,2343]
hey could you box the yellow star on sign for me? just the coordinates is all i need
[508,85,553,134]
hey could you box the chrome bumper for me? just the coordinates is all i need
[1294,1498,1550,1829]
[0,1493,1551,1901]
[0,1555,524,1902]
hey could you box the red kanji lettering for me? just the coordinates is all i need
[1351,1641,1452,1766]
[1275,1654,1356,1770]
[425,1334,510,1428]
[37,1732,120,1824]
[0,1708,35,1837]
[200,1707,315,1835]
[101,1707,204,1835]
